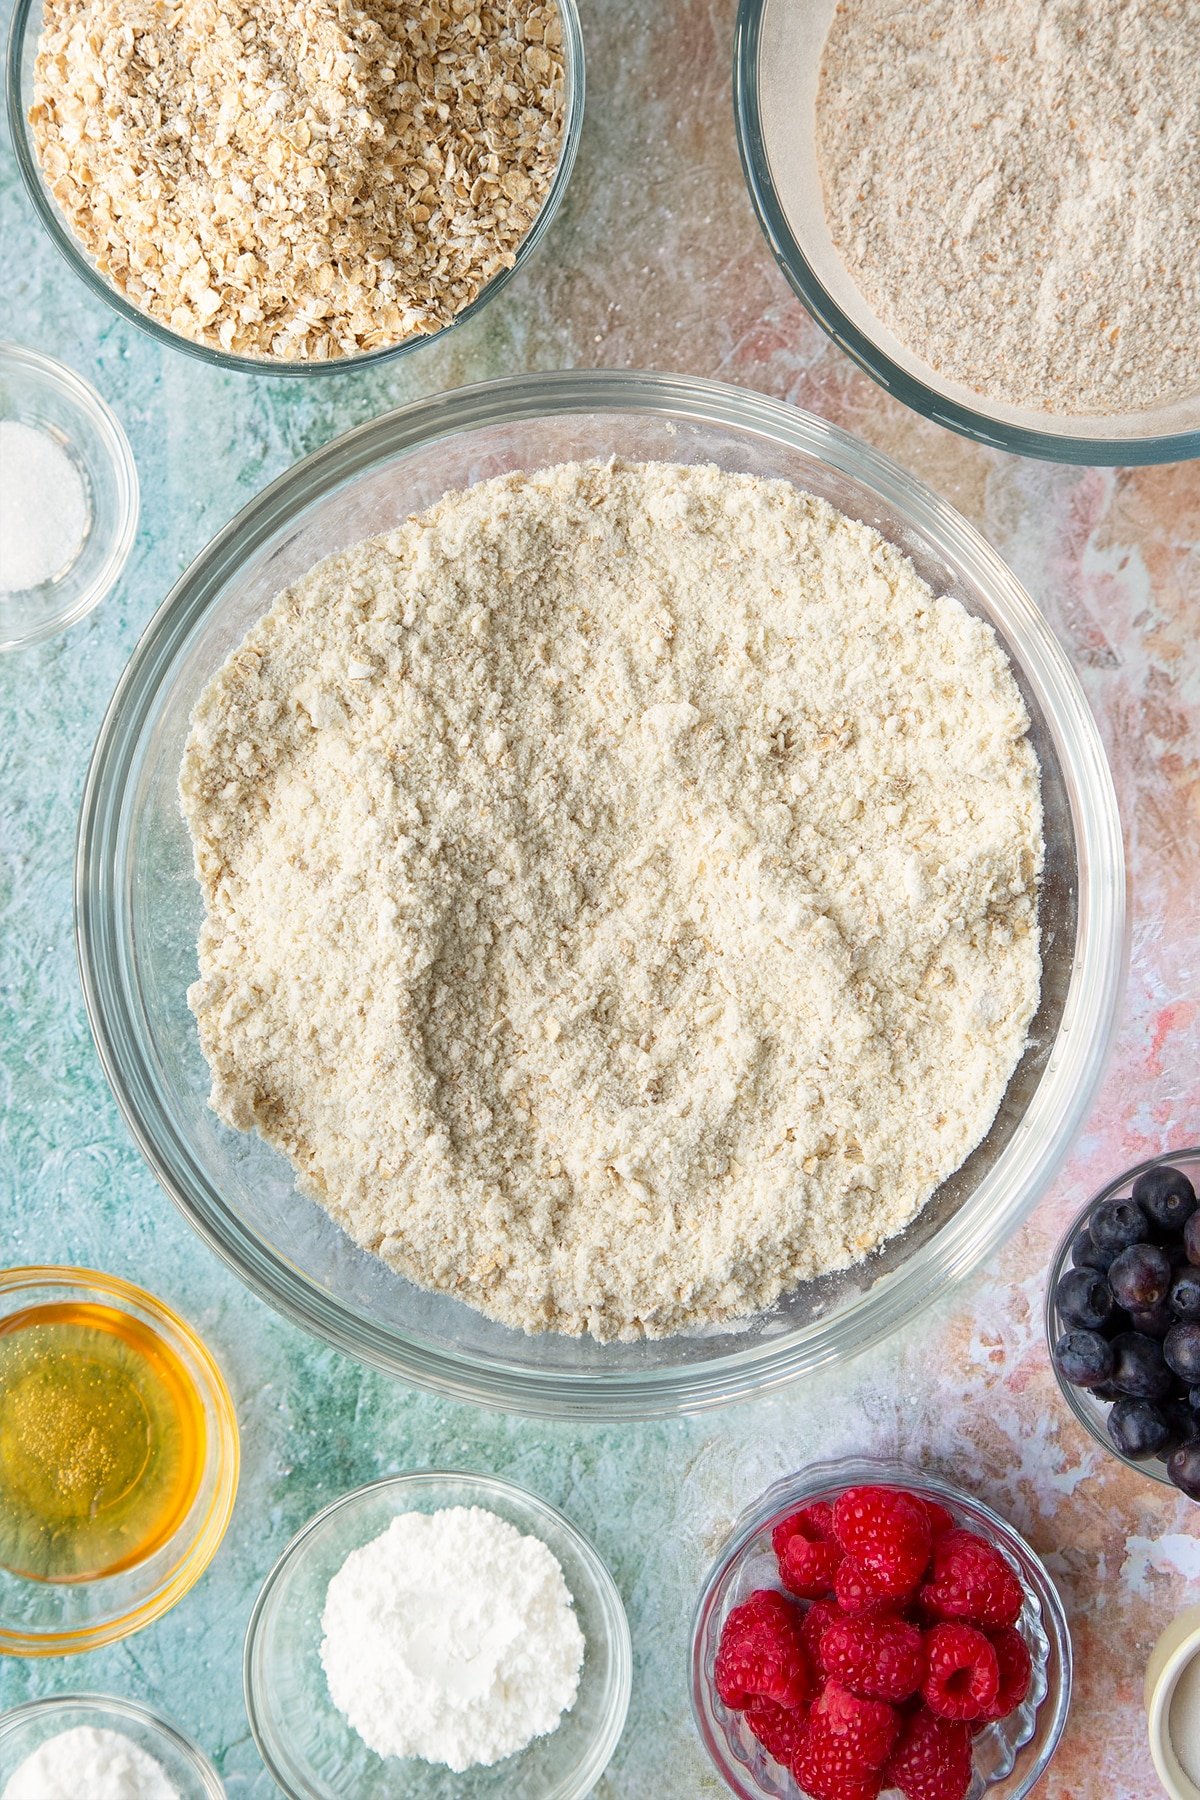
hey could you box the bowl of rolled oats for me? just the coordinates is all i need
[6,0,582,370]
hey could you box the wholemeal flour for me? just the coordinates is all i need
[815,0,1200,415]
[180,461,1043,1341]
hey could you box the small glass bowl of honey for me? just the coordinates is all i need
[0,1267,239,1655]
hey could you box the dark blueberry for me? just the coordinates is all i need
[1108,1243,1171,1311]
[1070,1225,1115,1272]
[1092,1380,1124,1402]
[1054,1267,1115,1331]
[1107,1398,1171,1459]
[1165,1324,1200,1383]
[1126,1301,1175,1340]
[1172,1272,1200,1321]
[1052,1329,1115,1389]
[1132,1164,1197,1235]
[1186,1211,1200,1268]
[1157,1396,1198,1455]
[1188,1385,1200,1412]
[1088,1198,1150,1257]
[1168,1441,1200,1501]
[1109,1331,1173,1398]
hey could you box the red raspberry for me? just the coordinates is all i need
[791,1730,883,1800]
[819,1614,926,1703]
[777,1504,845,1598]
[922,1622,1000,1721]
[812,1680,900,1766]
[921,1499,956,1541]
[745,1695,808,1765]
[883,1709,973,1800]
[801,1597,844,1667]
[832,1487,932,1598]
[834,1556,898,1616]
[919,1530,1024,1630]
[715,1592,811,1711]
[980,1625,1032,1719]
[773,1501,836,1557]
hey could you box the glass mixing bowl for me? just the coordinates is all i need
[1046,1149,1200,1492]
[690,1458,1072,1800]
[243,1471,630,1800]
[75,370,1125,1418]
[0,1694,224,1799]
[5,0,584,376]
[734,0,1200,465]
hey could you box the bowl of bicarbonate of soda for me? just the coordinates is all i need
[6,0,583,372]
[734,0,1200,462]
[243,1470,631,1800]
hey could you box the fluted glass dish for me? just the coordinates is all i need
[1046,1149,1200,1490]
[243,1471,631,1800]
[690,1457,1072,1799]
[76,370,1125,1418]
[5,0,584,376]
[734,0,1200,464]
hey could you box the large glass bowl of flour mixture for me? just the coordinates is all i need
[76,371,1125,1418]
[733,0,1200,464]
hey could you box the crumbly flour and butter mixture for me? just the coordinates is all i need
[815,0,1200,415]
[180,461,1043,1341]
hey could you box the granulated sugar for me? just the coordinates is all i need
[181,461,1042,1341]
[0,1727,180,1800]
[815,0,1200,415]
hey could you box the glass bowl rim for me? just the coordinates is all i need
[0,1691,225,1797]
[689,1455,1073,1800]
[241,1467,633,1800]
[1044,1147,1200,1490]
[0,340,139,651]
[74,366,1126,1420]
[0,1264,240,1656]
[4,0,585,378]
[731,0,1200,467]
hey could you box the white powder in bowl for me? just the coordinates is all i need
[319,1506,585,1772]
[1,1726,181,1800]
[181,460,1043,1342]
[0,420,89,593]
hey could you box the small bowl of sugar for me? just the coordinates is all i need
[0,342,138,652]
[244,1470,631,1800]
[0,1692,224,1799]
[1147,1606,1200,1800]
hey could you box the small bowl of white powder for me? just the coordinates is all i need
[735,0,1200,463]
[243,1470,631,1799]
[0,1693,223,1800]
[0,343,138,651]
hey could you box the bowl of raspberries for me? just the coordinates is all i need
[1047,1150,1200,1497]
[690,1460,1070,1800]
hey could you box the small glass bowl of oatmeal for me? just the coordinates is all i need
[6,0,584,374]
[690,1457,1072,1799]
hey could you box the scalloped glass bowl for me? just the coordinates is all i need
[75,369,1125,1419]
[5,0,584,376]
[0,1694,224,1798]
[0,1268,239,1657]
[0,342,138,650]
[243,1471,631,1800]
[690,1459,1072,1800]
[733,0,1200,464]
[1046,1148,1200,1490]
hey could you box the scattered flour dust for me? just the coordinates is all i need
[815,0,1200,415]
[180,460,1043,1342]
[319,1506,585,1771]
[0,1727,180,1800]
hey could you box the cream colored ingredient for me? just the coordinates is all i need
[815,0,1200,415]
[1170,1650,1200,1787]
[180,460,1043,1341]
[30,0,564,360]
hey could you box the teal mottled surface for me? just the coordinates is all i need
[2,2,1197,1795]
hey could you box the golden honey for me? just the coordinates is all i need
[0,1300,207,1583]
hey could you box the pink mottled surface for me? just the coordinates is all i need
[2,0,1197,1793]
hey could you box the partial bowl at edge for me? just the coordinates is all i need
[0,1693,224,1798]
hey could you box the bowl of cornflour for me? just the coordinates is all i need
[75,370,1125,1418]
[735,0,1200,462]
[243,1471,631,1799]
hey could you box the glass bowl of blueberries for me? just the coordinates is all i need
[1047,1150,1200,1497]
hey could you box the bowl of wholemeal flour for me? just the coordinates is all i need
[6,0,582,371]
[735,0,1200,462]
[76,371,1125,1416]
